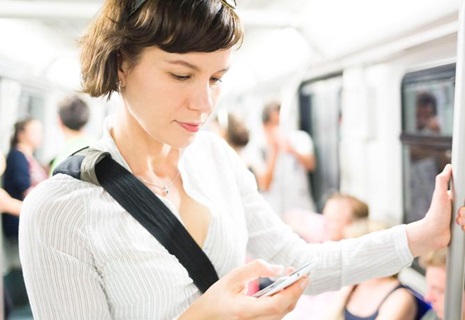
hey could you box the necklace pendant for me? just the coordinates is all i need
[163,186,170,196]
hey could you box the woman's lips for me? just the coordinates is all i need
[178,121,201,133]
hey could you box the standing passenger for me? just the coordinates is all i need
[2,118,46,319]
[2,117,47,240]
[18,0,461,319]
[49,95,93,175]
[248,100,317,217]
[0,151,22,320]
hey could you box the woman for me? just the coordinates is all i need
[19,0,459,319]
[0,152,21,217]
[3,117,47,239]
[341,220,417,320]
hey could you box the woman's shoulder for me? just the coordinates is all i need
[378,283,417,319]
[6,148,27,162]
[21,174,98,227]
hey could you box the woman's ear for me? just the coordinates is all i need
[117,51,127,88]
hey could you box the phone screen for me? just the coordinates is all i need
[252,261,315,298]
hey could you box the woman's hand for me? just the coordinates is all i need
[406,164,453,257]
[179,259,309,320]
[455,206,465,230]
[0,188,21,216]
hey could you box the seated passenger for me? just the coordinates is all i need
[283,192,369,243]
[340,219,417,320]
[283,194,370,319]
[419,248,465,320]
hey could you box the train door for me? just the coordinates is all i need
[298,75,342,212]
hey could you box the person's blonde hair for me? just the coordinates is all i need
[342,219,388,239]
[80,0,243,99]
[326,193,370,220]
[419,248,447,268]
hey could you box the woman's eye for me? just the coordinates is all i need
[171,74,190,81]
[210,77,223,84]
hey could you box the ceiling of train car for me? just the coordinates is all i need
[0,0,461,90]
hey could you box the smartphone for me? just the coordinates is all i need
[252,261,315,298]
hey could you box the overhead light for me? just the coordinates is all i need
[0,1,99,20]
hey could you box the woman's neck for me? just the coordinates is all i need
[16,143,34,156]
[110,113,180,177]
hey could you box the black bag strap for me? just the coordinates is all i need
[54,149,219,293]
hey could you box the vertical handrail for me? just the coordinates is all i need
[444,1,465,319]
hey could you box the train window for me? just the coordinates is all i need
[17,91,45,121]
[401,63,454,225]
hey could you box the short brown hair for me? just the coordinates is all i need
[261,101,281,124]
[58,96,90,131]
[80,0,243,98]
[225,113,249,148]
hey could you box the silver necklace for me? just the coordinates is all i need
[137,171,181,196]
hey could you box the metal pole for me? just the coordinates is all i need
[444,1,465,319]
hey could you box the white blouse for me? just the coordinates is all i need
[19,122,413,320]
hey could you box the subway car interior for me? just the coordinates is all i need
[0,0,462,318]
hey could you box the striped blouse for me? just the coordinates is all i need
[19,121,413,319]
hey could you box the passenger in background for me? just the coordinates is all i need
[409,92,449,223]
[419,247,465,320]
[416,92,440,135]
[0,151,22,320]
[2,117,48,240]
[340,220,417,320]
[49,95,93,175]
[1,119,45,320]
[323,193,370,241]
[247,100,316,217]
[211,111,251,159]
[283,192,369,243]
[223,113,250,155]
[283,193,370,319]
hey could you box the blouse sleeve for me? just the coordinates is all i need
[232,148,413,294]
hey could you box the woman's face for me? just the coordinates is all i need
[19,120,43,150]
[424,266,446,319]
[323,198,354,241]
[119,47,232,148]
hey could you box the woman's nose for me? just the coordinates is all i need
[189,82,215,114]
